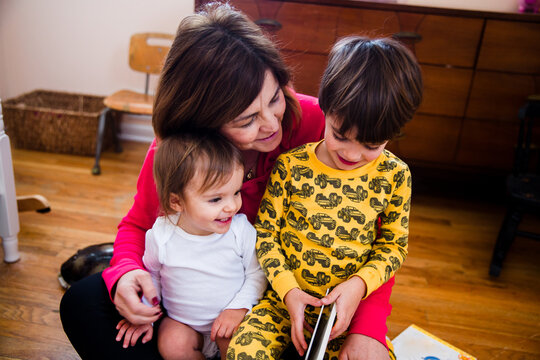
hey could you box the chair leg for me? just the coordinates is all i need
[112,111,123,153]
[490,208,522,277]
[92,108,110,175]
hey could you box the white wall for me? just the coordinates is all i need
[0,0,194,141]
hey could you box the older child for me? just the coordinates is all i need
[116,132,267,360]
[228,36,423,360]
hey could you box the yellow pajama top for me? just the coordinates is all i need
[255,141,410,301]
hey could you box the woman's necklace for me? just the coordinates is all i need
[245,167,255,180]
[244,151,259,181]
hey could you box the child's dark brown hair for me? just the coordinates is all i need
[319,36,423,144]
[153,131,244,215]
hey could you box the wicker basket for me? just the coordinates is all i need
[2,90,115,156]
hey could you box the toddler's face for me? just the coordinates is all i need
[173,164,244,236]
[318,115,388,170]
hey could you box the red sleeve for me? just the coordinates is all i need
[102,140,160,300]
[348,276,394,348]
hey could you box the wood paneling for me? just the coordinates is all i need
[477,20,540,74]
[282,50,328,96]
[395,114,462,163]
[414,15,483,67]
[466,71,539,121]
[419,65,473,117]
[456,117,519,169]
[336,8,400,38]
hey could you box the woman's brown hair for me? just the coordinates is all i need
[319,36,423,143]
[152,2,300,140]
[153,131,244,215]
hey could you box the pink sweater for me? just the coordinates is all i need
[102,93,394,347]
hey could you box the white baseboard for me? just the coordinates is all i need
[118,114,154,143]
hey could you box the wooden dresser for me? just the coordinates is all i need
[196,0,540,173]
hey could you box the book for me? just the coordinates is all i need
[392,324,477,360]
[304,291,337,360]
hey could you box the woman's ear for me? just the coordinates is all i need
[169,193,183,213]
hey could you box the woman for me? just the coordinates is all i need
[60,3,394,359]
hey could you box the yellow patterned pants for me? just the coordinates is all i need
[226,289,396,360]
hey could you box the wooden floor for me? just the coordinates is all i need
[1,140,539,359]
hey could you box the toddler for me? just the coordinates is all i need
[116,132,267,360]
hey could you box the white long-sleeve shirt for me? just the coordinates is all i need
[143,213,267,334]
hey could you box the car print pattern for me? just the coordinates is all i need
[335,226,361,242]
[227,289,351,360]
[309,213,337,230]
[314,173,342,189]
[342,184,368,202]
[315,193,342,209]
[337,206,366,224]
[302,249,331,267]
[240,145,409,359]
[255,145,409,300]
[290,165,313,181]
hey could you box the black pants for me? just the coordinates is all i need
[59,272,162,360]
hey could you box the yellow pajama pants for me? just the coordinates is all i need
[226,289,396,360]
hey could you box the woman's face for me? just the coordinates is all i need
[220,70,286,153]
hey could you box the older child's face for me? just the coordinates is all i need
[318,115,388,170]
[172,164,244,236]
[220,70,286,153]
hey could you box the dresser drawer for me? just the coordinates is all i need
[456,117,519,170]
[282,50,328,96]
[394,114,461,164]
[419,65,473,117]
[414,14,483,68]
[477,20,540,74]
[466,70,539,121]
[336,7,400,38]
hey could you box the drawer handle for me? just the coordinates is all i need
[255,18,282,32]
[393,31,422,43]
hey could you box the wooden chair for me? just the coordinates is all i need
[92,33,174,175]
[490,95,540,276]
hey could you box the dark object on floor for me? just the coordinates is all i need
[58,242,114,289]
[490,95,540,277]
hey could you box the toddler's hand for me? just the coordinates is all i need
[284,288,323,356]
[321,276,366,340]
[115,318,154,348]
[211,308,248,341]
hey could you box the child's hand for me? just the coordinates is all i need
[115,318,154,348]
[284,288,323,356]
[321,276,366,340]
[210,308,248,341]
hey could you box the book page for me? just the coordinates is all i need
[392,324,476,360]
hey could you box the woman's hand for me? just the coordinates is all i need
[284,288,323,356]
[114,269,162,325]
[339,333,389,360]
[321,276,366,340]
[115,318,154,348]
[210,308,248,341]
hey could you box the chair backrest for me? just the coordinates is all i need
[513,95,540,176]
[128,33,174,94]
